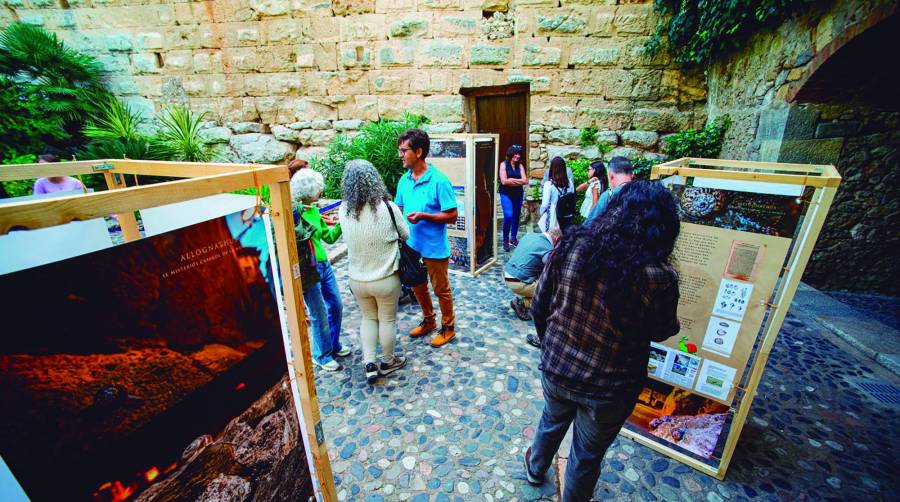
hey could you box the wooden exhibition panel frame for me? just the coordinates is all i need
[0,159,338,501]
[429,133,500,277]
[616,157,841,479]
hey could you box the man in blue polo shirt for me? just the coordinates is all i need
[395,128,459,347]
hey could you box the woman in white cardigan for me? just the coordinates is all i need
[339,160,410,384]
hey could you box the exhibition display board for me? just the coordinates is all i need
[621,157,841,479]
[428,134,499,276]
[0,160,337,502]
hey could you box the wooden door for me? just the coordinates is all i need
[475,92,528,168]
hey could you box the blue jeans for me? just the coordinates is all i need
[303,261,343,364]
[500,191,523,242]
[529,374,638,502]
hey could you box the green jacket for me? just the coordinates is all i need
[299,204,342,262]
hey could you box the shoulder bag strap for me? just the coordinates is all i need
[383,199,402,242]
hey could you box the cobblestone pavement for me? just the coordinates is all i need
[824,291,900,332]
[313,253,899,502]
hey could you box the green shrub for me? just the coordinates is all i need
[1,153,37,198]
[568,158,590,217]
[580,125,598,147]
[662,116,731,159]
[630,157,656,180]
[312,112,429,198]
[149,106,212,162]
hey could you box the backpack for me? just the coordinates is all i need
[294,215,320,291]
[556,188,577,231]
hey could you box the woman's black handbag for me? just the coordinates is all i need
[384,199,428,287]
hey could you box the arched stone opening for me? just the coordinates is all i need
[779,12,900,293]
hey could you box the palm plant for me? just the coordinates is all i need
[80,97,154,160]
[150,106,212,162]
[0,22,109,156]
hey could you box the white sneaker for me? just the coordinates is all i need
[378,356,407,376]
[315,359,341,371]
[335,346,351,357]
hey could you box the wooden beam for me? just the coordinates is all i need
[0,160,112,181]
[0,167,288,235]
[458,82,530,97]
[654,166,840,187]
[102,171,142,243]
[269,182,338,502]
[110,159,282,178]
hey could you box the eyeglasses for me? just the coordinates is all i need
[398,147,412,155]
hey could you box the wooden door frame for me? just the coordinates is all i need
[459,83,530,135]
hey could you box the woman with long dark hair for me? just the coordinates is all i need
[524,181,681,502]
[499,144,528,252]
[538,156,571,232]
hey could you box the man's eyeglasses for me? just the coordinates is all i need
[398,147,412,155]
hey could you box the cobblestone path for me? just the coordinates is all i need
[313,254,899,501]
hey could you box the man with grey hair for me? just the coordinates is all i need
[584,156,634,223]
[291,168,348,371]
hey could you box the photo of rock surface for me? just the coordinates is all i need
[0,211,314,502]
[627,379,731,460]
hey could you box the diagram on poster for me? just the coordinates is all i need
[695,360,738,402]
[712,278,754,321]
[701,316,741,357]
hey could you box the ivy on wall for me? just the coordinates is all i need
[646,0,825,67]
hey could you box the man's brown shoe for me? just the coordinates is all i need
[409,319,437,338]
[430,325,455,347]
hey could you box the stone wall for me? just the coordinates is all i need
[2,0,706,164]
[794,103,900,294]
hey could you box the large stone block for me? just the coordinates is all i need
[632,108,692,133]
[293,97,340,121]
[531,96,578,128]
[507,71,554,93]
[608,146,642,159]
[200,126,234,144]
[546,144,601,161]
[535,10,588,36]
[470,42,512,66]
[341,14,388,41]
[314,70,370,96]
[547,128,581,144]
[262,19,306,45]
[230,133,295,163]
[307,16,341,43]
[369,72,408,94]
[569,46,620,67]
[333,0,376,15]
[389,17,432,38]
[419,40,466,67]
[376,0,416,13]
[575,100,632,129]
[410,70,456,94]
[250,0,291,17]
[192,52,224,74]
[520,43,561,66]
[418,0,463,10]
[425,122,465,134]
[378,95,423,120]
[614,4,652,35]
[292,0,335,17]
[338,95,379,121]
[377,41,417,67]
[334,119,364,130]
[559,70,606,95]
[267,73,306,95]
[424,95,463,122]
[778,138,844,165]
[132,53,162,74]
[606,69,660,101]
[297,128,337,146]
[620,37,671,68]
[230,122,268,134]
[225,48,257,73]
[339,43,374,69]
[434,14,479,37]
[620,130,658,148]
[511,0,557,7]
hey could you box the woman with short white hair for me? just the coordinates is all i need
[291,167,348,371]
[339,160,409,384]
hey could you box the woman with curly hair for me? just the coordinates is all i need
[340,160,410,384]
[524,181,681,501]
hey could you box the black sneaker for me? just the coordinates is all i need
[526,334,541,349]
[524,446,544,485]
[379,356,407,376]
[510,298,532,321]
[365,362,379,384]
